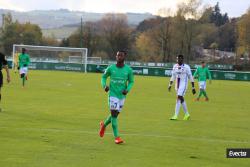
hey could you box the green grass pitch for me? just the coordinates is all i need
[0,70,249,167]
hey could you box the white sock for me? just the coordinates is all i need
[175,99,181,116]
[182,101,189,115]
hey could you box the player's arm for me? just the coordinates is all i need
[193,68,198,79]
[168,66,176,92]
[187,66,196,95]
[123,68,134,95]
[101,66,111,92]
[3,57,10,83]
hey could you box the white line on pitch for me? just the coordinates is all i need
[0,127,249,144]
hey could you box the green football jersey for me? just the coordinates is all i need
[101,64,134,99]
[19,53,30,68]
[193,66,212,81]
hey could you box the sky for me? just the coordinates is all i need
[0,0,249,17]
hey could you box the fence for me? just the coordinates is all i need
[7,61,250,81]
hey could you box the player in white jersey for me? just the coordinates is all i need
[168,54,196,120]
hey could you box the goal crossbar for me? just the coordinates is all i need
[12,44,88,72]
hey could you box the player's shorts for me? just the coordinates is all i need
[0,71,3,87]
[176,86,187,96]
[20,67,28,75]
[199,81,206,90]
[109,96,125,112]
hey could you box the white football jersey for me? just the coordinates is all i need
[170,64,194,90]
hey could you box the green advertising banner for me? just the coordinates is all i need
[6,61,250,81]
[87,64,250,81]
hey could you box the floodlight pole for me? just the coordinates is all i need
[80,17,83,48]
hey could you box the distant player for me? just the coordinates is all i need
[99,50,134,144]
[0,52,11,111]
[193,61,212,101]
[168,54,196,120]
[18,48,30,87]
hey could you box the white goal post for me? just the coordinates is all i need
[12,44,88,72]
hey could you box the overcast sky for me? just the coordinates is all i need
[0,0,249,17]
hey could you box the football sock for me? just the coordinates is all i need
[111,116,119,138]
[203,90,208,98]
[175,99,181,116]
[198,90,203,98]
[22,76,25,86]
[182,101,189,115]
[104,115,111,127]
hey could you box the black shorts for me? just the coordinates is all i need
[0,71,3,87]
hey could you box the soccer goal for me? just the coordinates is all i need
[87,57,102,64]
[12,44,88,72]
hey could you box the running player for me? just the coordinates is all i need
[99,50,134,144]
[18,48,30,87]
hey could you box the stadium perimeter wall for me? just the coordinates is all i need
[7,61,250,81]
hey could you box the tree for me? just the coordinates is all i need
[217,21,237,51]
[210,2,229,26]
[135,31,160,62]
[1,22,42,54]
[99,13,131,59]
[152,17,173,62]
[237,8,250,59]
[175,0,202,63]
[63,21,101,57]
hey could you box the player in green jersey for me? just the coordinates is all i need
[193,61,212,101]
[99,50,134,144]
[18,48,30,88]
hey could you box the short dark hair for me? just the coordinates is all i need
[201,61,205,64]
[118,50,127,56]
[22,48,26,52]
[177,54,184,59]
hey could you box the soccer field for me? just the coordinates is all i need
[0,70,249,167]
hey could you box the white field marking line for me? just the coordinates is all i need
[0,127,249,144]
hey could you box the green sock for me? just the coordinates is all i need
[198,90,203,98]
[104,115,111,127]
[22,77,25,86]
[111,116,119,138]
[203,90,208,98]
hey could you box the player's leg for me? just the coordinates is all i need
[99,97,113,137]
[99,97,123,141]
[181,97,190,120]
[111,109,123,144]
[170,96,181,120]
[20,67,28,87]
[178,88,190,120]
[196,81,203,101]
[21,73,25,87]
[202,82,209,101]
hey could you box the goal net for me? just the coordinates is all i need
[12,44,88,72]
[87,57,102,64]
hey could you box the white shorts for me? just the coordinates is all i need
[109,96,125,112]
[176,86,187,96]
[199,81,206,90]
[20,67,28,75]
